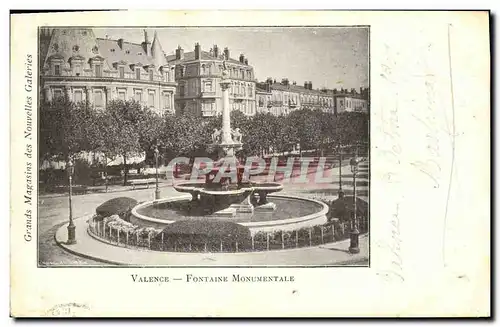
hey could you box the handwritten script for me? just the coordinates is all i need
[377,203,404,282]
[409,42,442,188]
[376,45,405,282]
[379,44,402,184]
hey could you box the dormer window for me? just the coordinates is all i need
[126,50,130,54]
[119,66,125,78]
[149,70,154,81]
[95,64,102,77]
[137,52,142,55]
[111,49,115,52]
[54,64,61,76]
[74,64,81,76]
[136,68,141,80]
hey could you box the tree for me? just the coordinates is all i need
[286,109,322,155]
[39,96,94,164]
[336,112,369,146]
[106,100,143,185]
[161,112,208,162]
[313,110,337,156]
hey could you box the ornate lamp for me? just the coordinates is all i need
[154,145,161,200]
[67,159,76,245]
[348,151,360,254]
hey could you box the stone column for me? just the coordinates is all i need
[220,79,232,145]
[105,87,111,106]
[85,87,92,104]
[65,86,71,100]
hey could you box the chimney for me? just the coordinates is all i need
[118,38,124,49]
[266,77,273,84]
[176,45,184,60]
[224,47,230,60]
[304,81,308,89]
[213,44,219,58]
[309,81,313,90]
[239,54,244,63]
[244,58,248,65]
[194,43,201,60]
[360,87,363,94]
[142,30,151,55]
[293,81,296,86]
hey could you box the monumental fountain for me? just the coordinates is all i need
[80,58,331,260]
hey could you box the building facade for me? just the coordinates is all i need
[167,44,257,117]
[256,79,336,116]
[255,84,272,114]
[39,28,177,114]
[332,88,369,113]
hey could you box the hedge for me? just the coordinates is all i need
[95,197,138,222]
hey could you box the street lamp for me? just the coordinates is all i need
[338,143,344,197]
[66,159,76,245]
[154,145,161,200]
[348,146,360,254]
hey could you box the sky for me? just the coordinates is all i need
[94,27,369,90]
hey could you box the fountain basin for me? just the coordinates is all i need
[131,194,328,235]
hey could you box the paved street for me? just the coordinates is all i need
[39,160,369,266]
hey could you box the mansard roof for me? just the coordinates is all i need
[166,50,251,67]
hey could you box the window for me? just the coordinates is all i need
[95,64,102,77]
[118,90,126,101]
[94,90,104,107]
[111,49,115,52]
[179,85,185,97]
[248,85,252,97]
[163,93,171,109]
[135,90,143,102]
[54,64,61,76]
[119,66,125,78]
[204,81,213,92]
[148,92,155,107]
[165,71,169,82]
[74,64,81,76]
[149,70,154,81]
[53,89,63,99]
[242,85,246,96]
[136,68,141,80]
[241,70,244,79]
[74,90,83,103]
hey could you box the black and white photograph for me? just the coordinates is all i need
[10,10,490,318]
[38,26,370,267]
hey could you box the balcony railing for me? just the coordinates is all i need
[201,110,217,117]
[200,91,216,98]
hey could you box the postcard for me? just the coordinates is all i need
[10,10,490,317]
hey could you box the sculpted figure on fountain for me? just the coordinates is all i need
[231,128,242,143]
[212,128,221,144]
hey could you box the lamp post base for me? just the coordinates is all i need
[67,224,77,245]
[348,228,360,254]
[155,189,161,200]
